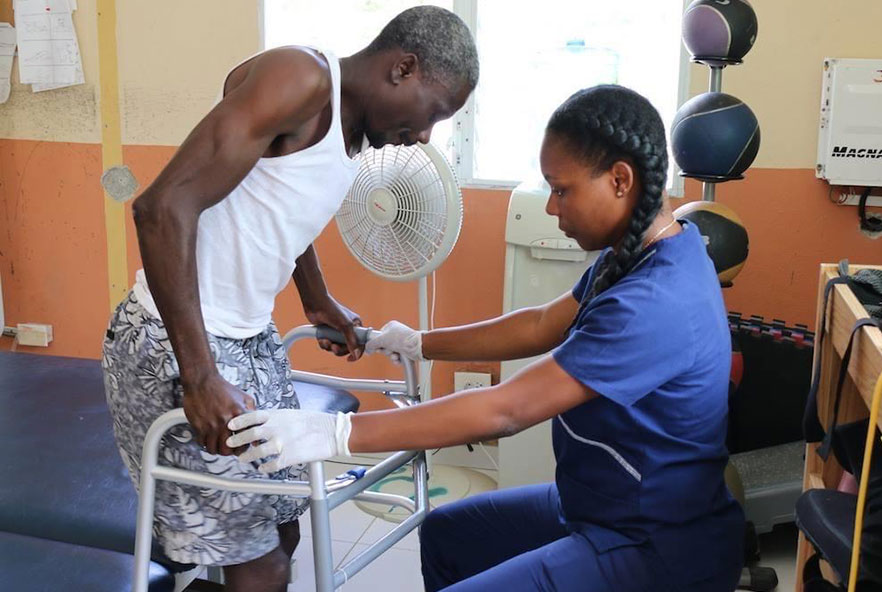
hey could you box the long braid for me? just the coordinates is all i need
[547,86,669,300]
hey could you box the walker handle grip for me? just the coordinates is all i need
[315,325,373,346]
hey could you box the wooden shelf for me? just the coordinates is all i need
[807,471,825,490]
[795,263,882,590]
[823,265,882,430]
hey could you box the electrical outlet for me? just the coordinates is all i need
[454,371,492,391]
[16,323,53,347]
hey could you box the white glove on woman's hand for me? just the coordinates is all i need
[226,409,353,473]
[364,320,424,362]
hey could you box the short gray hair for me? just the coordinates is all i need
[366,5,479,91]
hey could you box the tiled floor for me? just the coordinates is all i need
[288,459,455,591]
[289,538,360,592]
[289,462,801,592]
[290,500,424,591]
[752,523,799,592]
[291,518,801,592]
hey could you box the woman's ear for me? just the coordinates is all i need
[610,160,636,198]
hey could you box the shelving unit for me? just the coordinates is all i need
[795,263,882,589]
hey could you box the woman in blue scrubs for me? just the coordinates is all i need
[228,85,745,591]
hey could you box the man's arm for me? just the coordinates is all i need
[133,48,331,454]
[292,245,364,361]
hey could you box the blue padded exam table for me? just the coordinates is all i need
[0,350,360,591]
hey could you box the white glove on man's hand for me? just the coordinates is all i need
[364,320,424,362]
[226,409,353,473]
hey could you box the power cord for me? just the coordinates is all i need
[858,187,882,233]
[428,271,500,472]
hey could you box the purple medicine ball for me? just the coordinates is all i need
[682,0,758,62]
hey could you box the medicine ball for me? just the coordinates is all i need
[671,92,760,179]
[674,201,748,284]
[682,0,758,62]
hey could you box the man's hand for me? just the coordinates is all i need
[183,373,256,456]
[304,295,364,361]
[292,245,363,361]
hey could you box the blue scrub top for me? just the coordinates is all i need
[551,222,744,583]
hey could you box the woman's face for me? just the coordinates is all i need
[539,131,638,252]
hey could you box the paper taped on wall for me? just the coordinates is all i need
[0,23,14,103]
[13,0,83,92]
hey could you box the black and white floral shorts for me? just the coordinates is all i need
[101,291,306,566]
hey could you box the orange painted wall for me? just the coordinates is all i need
[0,139,108,358]
[682,171,881,328]
[3,141,880,404]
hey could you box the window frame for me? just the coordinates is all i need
[259,0,692,196]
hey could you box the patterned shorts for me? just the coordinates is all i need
[101,291,307,566]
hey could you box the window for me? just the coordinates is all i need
[263,1,689,194]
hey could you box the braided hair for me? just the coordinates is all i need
[546,85,669,300]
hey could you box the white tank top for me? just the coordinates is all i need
[133,49,361,338]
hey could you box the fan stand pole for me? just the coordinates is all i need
[419,275,432,477]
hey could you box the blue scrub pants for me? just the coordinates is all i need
[419,484,676,592]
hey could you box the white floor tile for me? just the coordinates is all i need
[358,516,422,551]
[335,543,424,591]
[289,539,355,592]
[299,500,376,544]
[470,468,499,482]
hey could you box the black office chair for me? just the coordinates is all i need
[796,416,882,592]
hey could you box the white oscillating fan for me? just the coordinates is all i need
[336,142,462,402]
[338,144,498,521]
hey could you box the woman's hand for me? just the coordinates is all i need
[227,409,353,472]
[364,320,424,362]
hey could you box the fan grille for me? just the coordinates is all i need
[336,143,462,281]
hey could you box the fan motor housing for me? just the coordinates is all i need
[367,188,400,226]
[335,142,463,282]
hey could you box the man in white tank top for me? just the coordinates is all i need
[101,6,478,590]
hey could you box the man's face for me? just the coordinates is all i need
[365,58,471,148]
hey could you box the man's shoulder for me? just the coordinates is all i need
[249,46,332,95]
[223,46,333,126]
